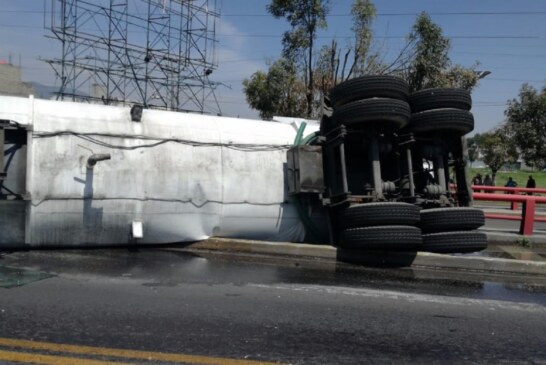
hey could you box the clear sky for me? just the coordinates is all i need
[1,0,545,135]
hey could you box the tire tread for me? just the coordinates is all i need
[422,230,488,253]
[340,225,422,250]
[410,88,471,113]
[332,98,411,131]
[339,202,420,229]
[420,207,485,233]
[330,76,409,107]
[409,108,474,135]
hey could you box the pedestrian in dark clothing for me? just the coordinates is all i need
[472,174,482,192]
[483,174,493,193]
[505,177,517,187]
[526,175,536,195]
[505,177,517,194]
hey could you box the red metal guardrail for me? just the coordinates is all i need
[472,185,546,235]
[472,185,546,210]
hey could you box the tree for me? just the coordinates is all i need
[267,0,329,118]
[466,134,482,167]
[314,0,381,95]
[403,13,481,92]
[406,12,450,91]
[479,128,518,175]
[244,6,483,119]
[243,59,306,120]
[505,83,546,169]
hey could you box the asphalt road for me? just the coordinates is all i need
[1,248,546,364]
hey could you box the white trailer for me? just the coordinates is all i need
[0,95,321,248]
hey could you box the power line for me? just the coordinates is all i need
[13,63,546,83]
[0,24,44,30]
[2,9,546,16]
[1,22,544,40]
[489,78,546,83]
[453,51,546,58]
[221,11,546,17]
[378,11,546,16]
[474,101,508,105]
[217,34,546,40]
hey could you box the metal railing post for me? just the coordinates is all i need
[520,199,536,236]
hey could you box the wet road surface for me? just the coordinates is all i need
[1,248,546,364]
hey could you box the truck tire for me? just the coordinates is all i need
[339,225,422,250]
[409,88,471,113]
[420,207,485,233]
[409,109,474,135]
[330,76,409,107]
[338,202,420,229]
[332,98,411,131]
[421,231,488,253]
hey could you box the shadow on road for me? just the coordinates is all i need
[336,248,418,268]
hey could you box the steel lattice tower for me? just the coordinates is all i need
[46,0,220,114]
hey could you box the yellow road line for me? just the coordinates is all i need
[0,349,132,365]
[0,338,279,365]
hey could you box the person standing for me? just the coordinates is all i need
[505,177,517,194]
[526,175,536,195]
[505,177,517,187]
[472,174,483,192]
[483,174,493,193]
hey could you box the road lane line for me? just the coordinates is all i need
[247,283,546,312]
[0,338,279,365]
[0,349,132,365]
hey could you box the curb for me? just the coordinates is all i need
[483,230,546,248]
[183,238,546,276]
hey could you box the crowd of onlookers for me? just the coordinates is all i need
[472,173,495,187]
[471,173,537,194]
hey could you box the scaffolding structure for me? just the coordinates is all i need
[46,0,221,114]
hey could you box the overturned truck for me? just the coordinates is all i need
[1,76,486,252]
[289,76,486,253]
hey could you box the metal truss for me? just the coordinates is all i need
[46,0,220,114]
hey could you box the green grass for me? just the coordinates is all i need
[515,236,533,248]
[469,167,546,189]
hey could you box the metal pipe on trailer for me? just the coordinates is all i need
[0,127,4,181]
[434,154,447,193]
[339,142,349,194]
[406,147,415,197]
[369,134,383,199]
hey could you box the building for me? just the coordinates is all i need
[0,61,35,97]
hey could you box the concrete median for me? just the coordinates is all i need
[178,237,546,277]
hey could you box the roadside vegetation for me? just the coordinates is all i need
[468,84,546,178]
[515,236,533,248]
[243,0,481,120]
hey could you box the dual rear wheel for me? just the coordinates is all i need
[337,202,422,251]
[328,77,485,254]
[420,208,487,253]
[337,204,487,254]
